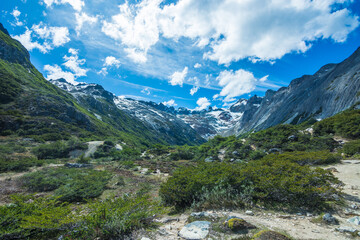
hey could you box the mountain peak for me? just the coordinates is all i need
[0,22,31,67]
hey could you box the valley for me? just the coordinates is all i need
[1,21,360,240]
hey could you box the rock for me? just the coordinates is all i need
[232,151,239,156]
[347,216,360,225]
[190,212,218,219]
[326,167,339,173]
[141,238,151,240]
[179,221,211,240]
[245,210,254,216]
[336,226,357,233]
[160,217,179,223]
[205,157,214,163]
[278,215,292,219]
[288,135,298,141]
[351,204,359,209]
[223,217,256,232]
[322,213,338,224]
[306,213,313,217]
[268,148,281,154]
[64,163,92,168]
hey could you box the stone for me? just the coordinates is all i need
[253,230,291,240]
[245,210,254,216]
[190,212,217,219]
[64,163,92,168]
[141,238,151,240]
[288,135,298,141]
[347,216,360,225]
[179,221,211,240]
[268,148,281,154]
[322,213,337,224]
[223,217,256,231]
[306,213,313,217]
[336,226,357,233]
[205,157,214,163]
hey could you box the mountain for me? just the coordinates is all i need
[0,24,204,146]
[224,48,360,135]
[50,79,205,145]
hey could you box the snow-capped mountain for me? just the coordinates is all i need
[49,79,205,145]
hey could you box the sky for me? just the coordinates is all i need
[1,0,360,110]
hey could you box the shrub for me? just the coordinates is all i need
[261,151,341,166]
[343,140,360,156]
[20,168,111,202]
[313,109,360,139]
[74,194,163,239]
[160,160,341,210]
[0,156,43,173]
[32,137,87,159]
[0,194,77,239]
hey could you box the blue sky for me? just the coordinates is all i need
[1,0,360,109]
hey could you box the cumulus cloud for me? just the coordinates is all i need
[98,56,121,76]
[44,49,87,84]
[102,0,162,63]
[102,0,359,64]
[194,63,202,69]
[162,99,177,107]
[43,0,84,12]
[195,97,211,111]
[169,67,188,87]
[190,86,199,96]
[10,7,23,26]
[216,69,268,102]
[75,12,98,35]
[13,23,70,53]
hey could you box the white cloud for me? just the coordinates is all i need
[13,29,50,53]
[44,49,87,84]
[43,0,85,12]
[216,69,267,102]
[102,0,162,63]
[195,97,211,111]
[162,99,177,107]
[98,56,121,76]
[62,48,87,78]
[11,9,21,18]
[75,12,98,35]
[194,63,202,69]
[169,67,188,87]
[10,7,23,26]
[104,56,121,68]
[32,23,70,47]
[44,64,76,84]
[141,87,151,95]
[102,0,359,65]
[190,86,199,96]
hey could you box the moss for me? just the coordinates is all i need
[252,230,291,240]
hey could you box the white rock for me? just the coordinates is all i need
[245,210,254,216]
[179,221,211,240]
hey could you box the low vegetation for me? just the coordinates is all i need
[20,167,111,202]
[160,160,341,211]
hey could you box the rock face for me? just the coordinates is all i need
[179,221,211,240]
[227,48,360,135]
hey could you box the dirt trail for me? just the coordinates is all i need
[84,141,104,157]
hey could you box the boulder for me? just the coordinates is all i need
[179,221,211,240]
[223,217,256,232]
[322,213,338,224]
[205,157,214,163]
[347,216,360,225]
[336,226,357,233]
[245,210,254,216]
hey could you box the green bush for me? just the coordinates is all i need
[313,109,360,139]
[73,194,162,239]
[0,156,43,173]
[343,140,360,156]
[160,161,341,210]
[20,168,111,202]
[32,137,87,159]
[261,151,341,166]
[0,194,77,239]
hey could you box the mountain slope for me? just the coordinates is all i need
[226,48,360,135]
[50,79,205,145]
[0,24,204,146]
